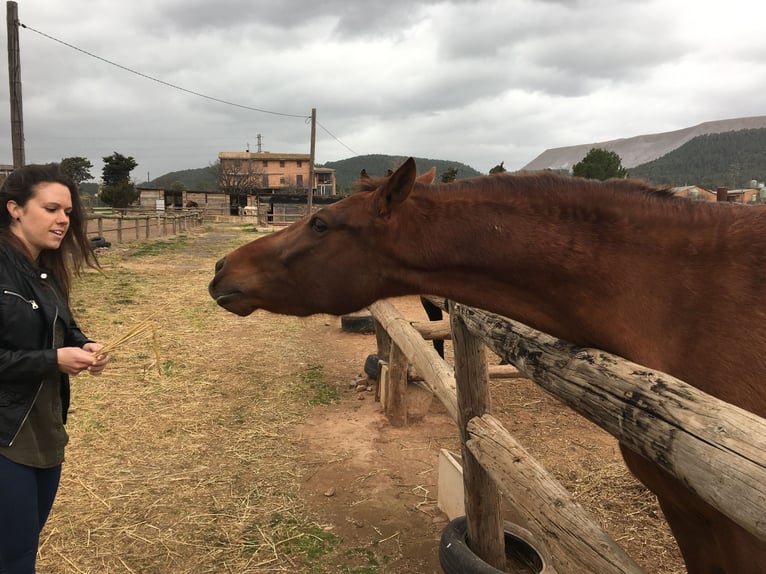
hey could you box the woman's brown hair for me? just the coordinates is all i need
[0,163,99,299]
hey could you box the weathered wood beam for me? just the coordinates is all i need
[370,300,457,420]
[467,414,644,573]
[450,303,506,570]
[455,303,766,541]
[407,363,524,382]
[411,319,451,341]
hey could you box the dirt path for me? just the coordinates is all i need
[35,224,684,573]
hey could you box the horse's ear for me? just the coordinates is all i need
[360,169,370,180]
[373,157,417,216]
[417,166,436,185]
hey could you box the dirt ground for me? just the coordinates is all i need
[297,298,686,574]
[36,223,685,573]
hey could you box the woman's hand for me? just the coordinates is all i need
[58,344,110,376]
[83,342,110,375]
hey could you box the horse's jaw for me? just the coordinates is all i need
[211,290,257,317]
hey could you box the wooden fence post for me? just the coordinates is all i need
[373,317,391,403]
[117,218,123,243]
[449,302,506,570]
[387,343,409,427]
[370,300,457,420]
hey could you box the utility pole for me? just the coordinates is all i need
[307,107,316,215]
[6,1,24,167]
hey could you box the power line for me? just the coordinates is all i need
[19,22,309,119]
[317,121,359,156]
[19,21,363,157]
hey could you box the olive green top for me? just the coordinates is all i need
[0,318,69,468]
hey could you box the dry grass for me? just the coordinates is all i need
[39,227,340,573]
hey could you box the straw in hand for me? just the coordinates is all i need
[95,317,162,373]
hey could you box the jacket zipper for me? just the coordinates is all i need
[8,381,45,446]
[6,286,56,446]
[3,289,39,309]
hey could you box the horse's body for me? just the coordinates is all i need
[209,157,766,573]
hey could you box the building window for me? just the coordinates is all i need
[262,160,268,167]
[297,161,302,168]
[280,160,285,168]
[296,175,303,188]
[280,177,286,185]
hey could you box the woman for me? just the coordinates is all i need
[0,163,110,573]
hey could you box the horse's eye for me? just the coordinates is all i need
[310,216,328,234]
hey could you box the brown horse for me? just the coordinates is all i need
[209,157,766,573]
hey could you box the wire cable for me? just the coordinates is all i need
[317,121,359,156]
[19,21,365,157]
[19,22,309,119]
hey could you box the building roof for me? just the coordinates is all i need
[219,151,311,161]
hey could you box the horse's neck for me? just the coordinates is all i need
[401,187,754,369]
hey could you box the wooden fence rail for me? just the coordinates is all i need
[86,211,204,246]
[368,298,766,573]
[455,303,766,542]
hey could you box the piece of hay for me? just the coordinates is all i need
[96,317,161,374]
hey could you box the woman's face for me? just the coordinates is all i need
[7,181,72,260]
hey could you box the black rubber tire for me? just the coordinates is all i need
[340,313,375,333]
[89,236,112,248]
[439,516,551,574]
[363,354,379,379]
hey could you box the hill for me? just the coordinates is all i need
[139,166,218,191]
[142,155,483,193]
[321,155,483,192]
[628,128,766,189]
[522,115,766,172]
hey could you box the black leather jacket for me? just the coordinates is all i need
[0,240,90,447]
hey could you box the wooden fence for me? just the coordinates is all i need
[86,210,204,246]
[369,298,766,573]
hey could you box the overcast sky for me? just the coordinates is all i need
[1,0,765,183]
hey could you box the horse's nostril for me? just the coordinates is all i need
[214,257,226,274]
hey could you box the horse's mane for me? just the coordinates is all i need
[354,169,675,201]
[354,174,390,193]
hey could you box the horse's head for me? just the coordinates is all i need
[208,158,420,317]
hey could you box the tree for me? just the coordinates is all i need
[489,161,506,174]
[441,167,459,183]
[100,152,139,208]
[212,159,264,211]
[100,181,140,208]
[102,152,138,186]
[572,148,627,180]
[60,156,93,186]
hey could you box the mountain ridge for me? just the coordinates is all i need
[522,115,766,171]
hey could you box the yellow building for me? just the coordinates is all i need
[218,151,336,195]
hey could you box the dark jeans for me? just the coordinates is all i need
[0,455,61,574]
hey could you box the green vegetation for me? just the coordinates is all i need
[138,165,219,191]
[237,223,265,234]
[243,513,389,573]
[100,152,140,208]
[298,364,340,406]
[322,154,483,193]
[128,235,189,257]
[629,128,766,188]
[60,156,94,186]
[573,148,627,180]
